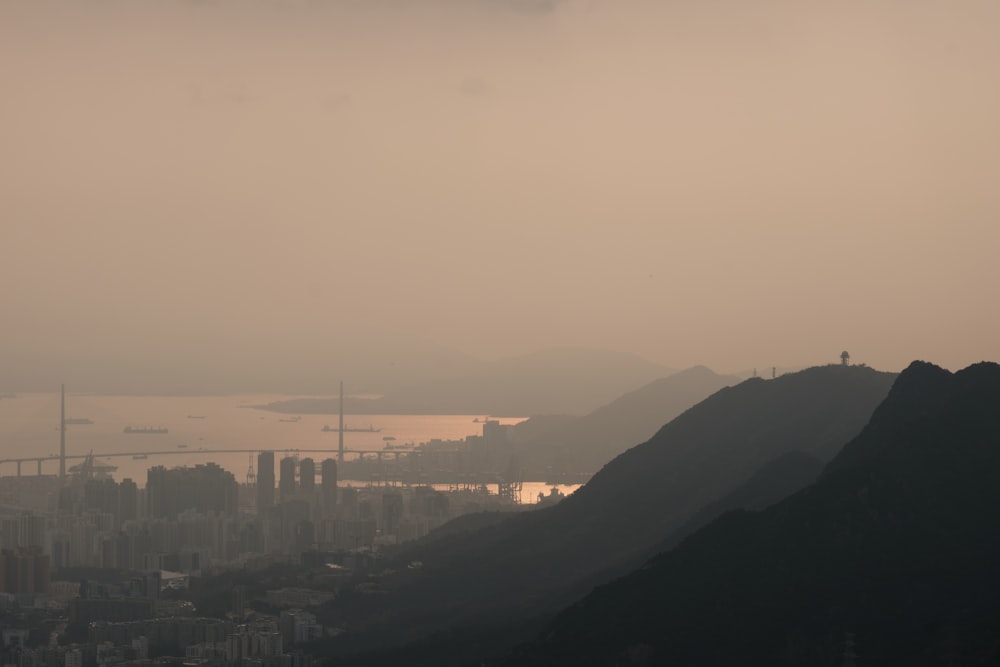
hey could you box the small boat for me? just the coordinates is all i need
[132,454,148,460]
[187,415,206,420]
[177,444,188,449]
[65,417,94,425]
[279,416,302,423]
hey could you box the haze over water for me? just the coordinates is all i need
[0,3,998,665]
[0,393,532,490]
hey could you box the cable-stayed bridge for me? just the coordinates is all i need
[0,447,414,477]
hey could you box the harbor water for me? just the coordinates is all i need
[0,393,580,503]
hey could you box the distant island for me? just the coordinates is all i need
[247,396,417,416]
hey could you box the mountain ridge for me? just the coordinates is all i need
[510,365,740,471]
[314,363,896,663]
[507,361,1000,665]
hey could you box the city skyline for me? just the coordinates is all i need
[1,2,998,665]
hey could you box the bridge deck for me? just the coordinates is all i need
[0,447,421,475]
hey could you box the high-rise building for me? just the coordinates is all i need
[257,452,275,513]
[84,478,120,526]
[299,458,315,499]
[321,459,337,517]
[145,466,168,520]
[279,457,297,503]
[119,478,138,524]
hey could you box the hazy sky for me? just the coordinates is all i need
[2,0,998,390]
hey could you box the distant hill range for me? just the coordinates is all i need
[3,331,484,396]
[252,347,673,416]
[507,361,1000,665]
[510,365,741,471]
[312,363,896,665]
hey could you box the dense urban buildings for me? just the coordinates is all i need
[0,418,534,667]
[146,464,238,520]
[0,547,50,595]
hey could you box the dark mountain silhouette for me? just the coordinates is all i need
[508,361,1000,666]
[314,364,895,662]
[255,347,672,416]
[656,449,823,553]
[510,365,740,471]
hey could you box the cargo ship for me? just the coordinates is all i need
[321,424,381,433]
[123,425,169,434]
